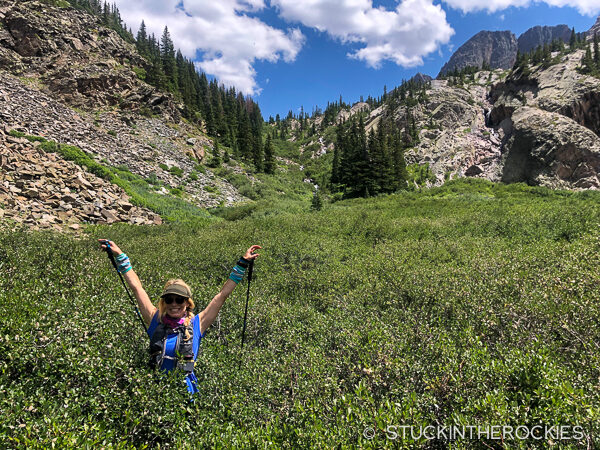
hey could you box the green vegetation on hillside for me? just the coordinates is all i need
[2,179,599,447]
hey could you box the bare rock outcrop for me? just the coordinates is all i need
[501,107,600,188]
[404,74,503,183]
[438,31,517,77]
[586,16,600,40]
[488,49,600,188]
[517,25,572,54]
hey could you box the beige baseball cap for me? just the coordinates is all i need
[161,280,192,298]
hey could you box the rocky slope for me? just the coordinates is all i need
[438,31,517,77]
[0,125,161,230]
[0,0,251,229]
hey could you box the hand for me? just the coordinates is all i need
[243,245,261,261]
[98,239,123,256]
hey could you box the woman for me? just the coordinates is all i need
[98,239,261,393]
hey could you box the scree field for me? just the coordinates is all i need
[1,179,599,448]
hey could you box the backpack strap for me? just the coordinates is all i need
[192,315,203,360]
[147,311,160,338]
[159,333,180,373]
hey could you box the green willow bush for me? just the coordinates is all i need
[1,180,599,447]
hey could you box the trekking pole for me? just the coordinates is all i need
[239,259,254,368]
[104,242,147,333]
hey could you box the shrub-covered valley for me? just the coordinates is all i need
[1,0,600,448]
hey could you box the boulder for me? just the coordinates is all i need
[501,107,600,188]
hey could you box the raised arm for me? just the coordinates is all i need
[199,245,261,335]
[98,239,157,327]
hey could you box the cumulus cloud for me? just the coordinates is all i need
[112,0,304,94]
[443,0,600,15]
[271,0,454,68]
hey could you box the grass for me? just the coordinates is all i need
[1,179,599,447]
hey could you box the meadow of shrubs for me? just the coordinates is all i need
[1,179,599,448]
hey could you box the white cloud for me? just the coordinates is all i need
[112,0,304,95]
[270,0,454,68]
[443,0,600,15]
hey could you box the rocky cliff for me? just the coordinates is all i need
[586,16,600,39]
[489,49,600,188]
[517,25,572,53]
[438,31,517,77]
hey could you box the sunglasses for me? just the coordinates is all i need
[163,295,187,305]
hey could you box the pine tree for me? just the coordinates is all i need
[208,139,221,168]
[160,26,178,92]
[582,44,594,74]
[570,27,577,50]
[263,134,275,174]
[253,136,264,172]
[237,110,253,160]
[311,189,323,211]
[136,21,148,57]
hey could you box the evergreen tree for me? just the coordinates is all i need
[582,44,594,74]
[208,139,221,168]
[136,21,148,57]
[311,190,323,211]
[253,136,264,172]
[237,109,253,160]
[160,26,178,92]
[391,133,408,190]
[263,134,275,174]
[570,27,577,49]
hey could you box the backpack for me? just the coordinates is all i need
[147,312,203,394]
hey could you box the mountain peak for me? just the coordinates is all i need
[438,30,517,78]
[517,25,571,53]
[587,15,600,39]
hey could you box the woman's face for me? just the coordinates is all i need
[163,295,189,318]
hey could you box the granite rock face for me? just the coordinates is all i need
[517,25,572,53]
[501,107,600,188]
[438,31,517,77]
[489,49,600,188]
[586,16,600,40]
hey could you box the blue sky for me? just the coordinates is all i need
[113,1,599,119]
